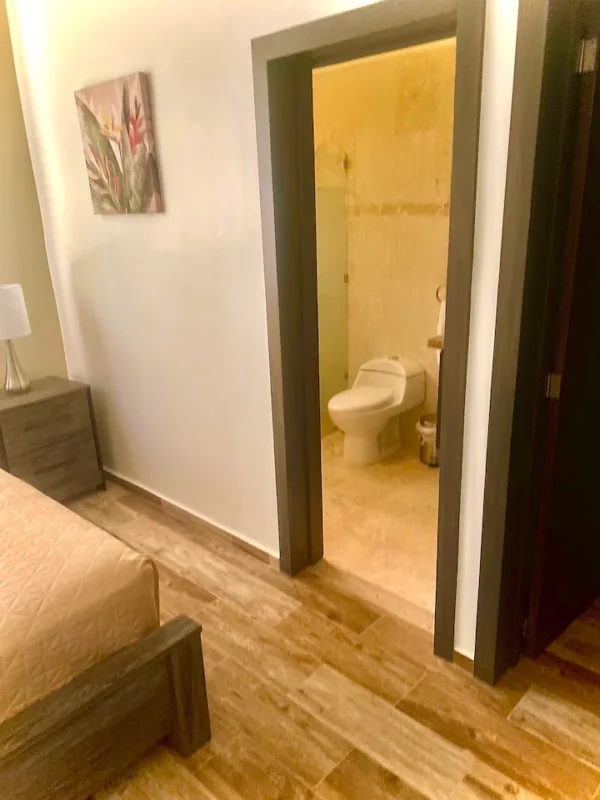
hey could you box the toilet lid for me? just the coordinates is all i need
[329,386,393,413]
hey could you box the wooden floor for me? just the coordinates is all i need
[70,484,600,800]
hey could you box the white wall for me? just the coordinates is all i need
[0,1,66,380]
[6,0,374,556]
[454,0,520,657]
[7,0,518,656]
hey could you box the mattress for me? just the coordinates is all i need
[0,469,159,724]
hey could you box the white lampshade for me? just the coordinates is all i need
[0,284,31,340]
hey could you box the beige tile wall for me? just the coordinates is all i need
[313,39,456,449]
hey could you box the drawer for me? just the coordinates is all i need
[9,432,101,500]
[0,390,92,460]
[10,433,100,496]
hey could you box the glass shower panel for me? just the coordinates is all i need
[315,152,349,437]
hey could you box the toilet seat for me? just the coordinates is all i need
[328,386,392,414]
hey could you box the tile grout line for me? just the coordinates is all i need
[157,532,435,723]
[112,484,439,653]
[77,487,600,800]
[205,656,360,795]
[310,730,357,794]
[105,515,303,629]
[117,492,385,641]
[397,674,600,799]
[292,664,473,800]
[399,671,429,703]
[357,613,383,640]
[506,704,600,777]
[198,720,335,797]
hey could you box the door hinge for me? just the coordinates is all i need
[578,37,598,74]
[343,273,349,284]
[545,373,562,401]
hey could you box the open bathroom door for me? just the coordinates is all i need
[524,30,600,655]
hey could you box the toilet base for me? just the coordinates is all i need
[343,434,382,466]
[342,418,401,466]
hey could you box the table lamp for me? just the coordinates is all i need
[0,284,31,393]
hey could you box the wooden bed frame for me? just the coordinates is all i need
[0,616,211,800]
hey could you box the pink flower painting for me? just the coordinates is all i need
[75,72,163,214]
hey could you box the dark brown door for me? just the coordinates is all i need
[525,42,600,655]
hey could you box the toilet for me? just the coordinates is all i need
[328,356,425,465]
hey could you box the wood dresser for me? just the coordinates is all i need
[0,376,105,502]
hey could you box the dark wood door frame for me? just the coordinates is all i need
[476,0,599,683]
[252,0,486,661]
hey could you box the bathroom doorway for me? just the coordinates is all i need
[313,40,455,633]
[252,0,486,661]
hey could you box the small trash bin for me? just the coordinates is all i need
[416,413,439,467]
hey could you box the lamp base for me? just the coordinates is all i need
[4,340,30,394]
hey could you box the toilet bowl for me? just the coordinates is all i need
[328,356,425,465]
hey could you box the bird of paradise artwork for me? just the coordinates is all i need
[75,72,163,214]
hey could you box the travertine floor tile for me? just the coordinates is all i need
[321,432,438,628]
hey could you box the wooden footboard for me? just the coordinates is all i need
[0,616,211,800]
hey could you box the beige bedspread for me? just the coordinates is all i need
[0,470,159,724]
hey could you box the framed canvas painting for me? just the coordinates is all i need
[75,72,163,214]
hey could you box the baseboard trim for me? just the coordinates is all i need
[103,469,280,569]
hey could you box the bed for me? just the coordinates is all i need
[0,470,210,800]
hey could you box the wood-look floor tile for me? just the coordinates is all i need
[157,573,225,672]
[359,612,441,673]
[195,600,320,693]
[96,785,153,800]
[181,700,241,774]
[95,772,153,800]
[510,687,600,770]
[316,749,429,800]
[159,592,226,673]
[103,747,213,799]
[288,569,381,635]
[159,578,210,622]
[309,559,435,633]
[114,510,300,626]
[207,658,352,787]
[296,665,472,799]
[76,488,600,800]
[70,490,137,532]
[192,733,314,799]
[548,605,600,677]
[103,480,131,500]
[449,760,546,800]
[276,607,425,704]
[514,652,600,717]
[165,507,382,635]
[397,665,600,800]
[158,564,218,606]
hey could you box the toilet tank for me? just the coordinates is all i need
[355,356,425,409]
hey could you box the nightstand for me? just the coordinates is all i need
[0,377,105,502]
